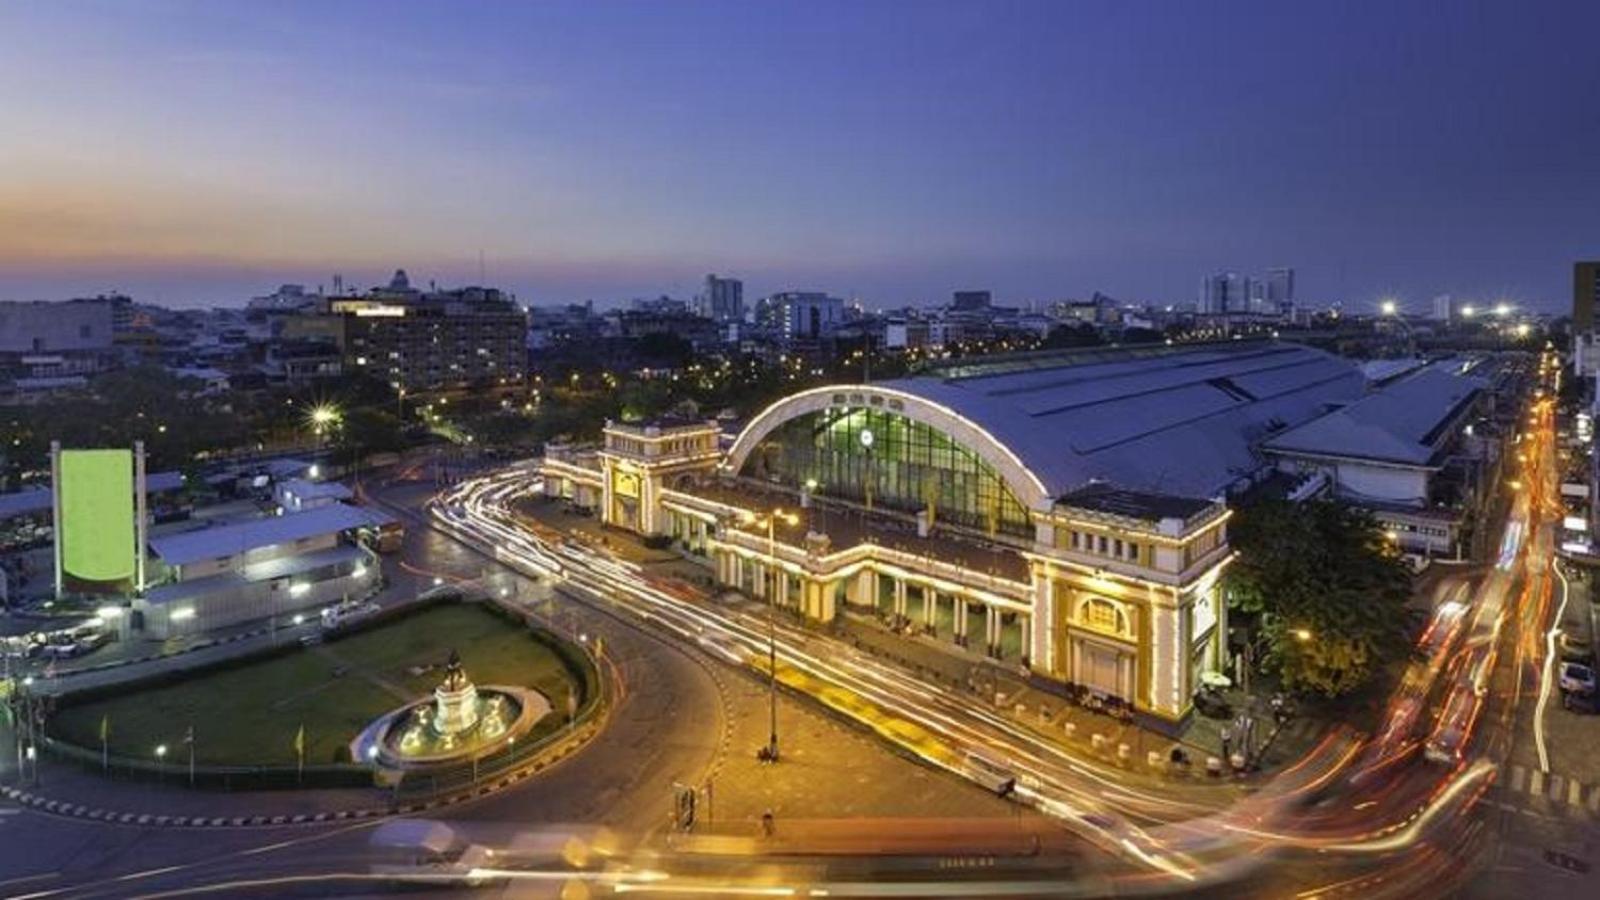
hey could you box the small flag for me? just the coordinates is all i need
[99,714,109,742]
[183,724,194,745]
[293,724,305,758]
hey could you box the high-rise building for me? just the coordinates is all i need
[699,274,744,323]
[758,291,843,341]
[1575,261,1600,333]
[1262,267,1295,305]
[1200,271,1251,314]
[1431,294,1455,322]
[952,290,992,311]
[285,275,527,390]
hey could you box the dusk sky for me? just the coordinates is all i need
[2,0,1596,311]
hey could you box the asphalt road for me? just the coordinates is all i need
[0,468,1031,899]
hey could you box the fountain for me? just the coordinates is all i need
[351,649,552,770]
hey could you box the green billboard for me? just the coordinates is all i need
[59,449,136,585]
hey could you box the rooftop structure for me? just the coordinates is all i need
[0,470,184,522]
[148,502,393,568]
[1263,366,1487,468]
[733,340,1365,509]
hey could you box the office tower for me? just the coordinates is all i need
[1200,271,1250,314]
[700,274,744,323]
[1263,267,1295,305]
[1576,261,1600,333]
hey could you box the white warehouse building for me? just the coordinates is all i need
[139,503,394,638]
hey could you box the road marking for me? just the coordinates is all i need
[1529,769,1545,798]
[1567,778,1583,807]
[1511,764,1528,792]
[1589,786,1600,812]
[1547,774,1563,802]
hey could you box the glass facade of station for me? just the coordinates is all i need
[739,406,1033,538]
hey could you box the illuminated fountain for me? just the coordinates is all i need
[352,649,551,770]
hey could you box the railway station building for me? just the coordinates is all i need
[539,340,1369,727]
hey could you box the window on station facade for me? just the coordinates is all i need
[742,406,1033,538]
[1080,597,1128,636]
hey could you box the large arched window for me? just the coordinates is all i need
[740,406,1033,537]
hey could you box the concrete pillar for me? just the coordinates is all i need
[852,570,874,608]
[924,587,938,634]
[894,578,908,623]
[1031,569,1055,675]
[1020,613,1032,667]
[955,597,969,646]
[985,607,999,656]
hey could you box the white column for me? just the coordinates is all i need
[924,588,938,632]
[1030,569,1055,674]
[1148,592,1183,719]
[985,607,999,654]
[50,441,62,601]
[894,578,907,621]
[955,597,969,644]
[135,441,148,594]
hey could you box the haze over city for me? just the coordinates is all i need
[2,0,1597,309]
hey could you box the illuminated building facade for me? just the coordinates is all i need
[539,341,1366,727]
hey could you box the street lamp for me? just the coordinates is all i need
[742,506,799,763]
[1293,628,1313,643]
[1379,300,1398,316]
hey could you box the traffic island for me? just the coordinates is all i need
[29,598,603,799]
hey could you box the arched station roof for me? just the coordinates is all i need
[725,341,1365,507]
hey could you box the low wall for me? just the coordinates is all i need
[38,588,606,794]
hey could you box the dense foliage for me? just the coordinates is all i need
[1225,499,1417,697]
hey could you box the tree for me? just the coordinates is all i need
[1225,499,1416,697]
[334,408,405,465]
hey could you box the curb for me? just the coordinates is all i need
[0,720,603,830]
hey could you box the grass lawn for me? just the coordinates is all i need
[49,603,579,767]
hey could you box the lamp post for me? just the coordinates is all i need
[743,506,798,763]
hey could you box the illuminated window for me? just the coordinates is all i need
[742,406,1032,537]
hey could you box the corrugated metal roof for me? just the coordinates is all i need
[1262,365,1487,467]
[149,503,393,566]
[0,471,185,520]
[877,341,1365,499]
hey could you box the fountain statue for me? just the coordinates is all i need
[432,650,481,736]
[352,645,553,771]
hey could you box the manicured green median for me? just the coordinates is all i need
[49,603,580,767]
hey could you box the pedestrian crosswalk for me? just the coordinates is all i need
[1499,764,1600,816]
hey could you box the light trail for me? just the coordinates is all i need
[432,471,1215,881]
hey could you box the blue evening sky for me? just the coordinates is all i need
[1,0,1595,311]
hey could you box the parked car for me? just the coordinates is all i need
[1558,661,1596,696]
[1563,690,1599,714]
[1558,632,1594,665]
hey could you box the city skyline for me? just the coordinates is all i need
[2,0,1597,310]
